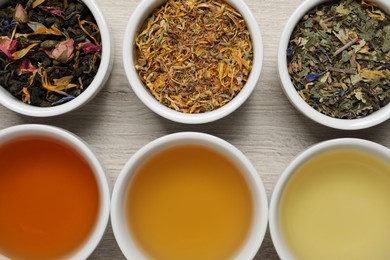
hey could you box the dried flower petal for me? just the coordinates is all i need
[12,43,39,60]
[39,68,77,95]
[32,0,46,8]
[306,71,326,82]
[1,19,18,31]
[38,6,65,17]
[18,58,37,75]
[0,36,18,60]
[78,41,102,54]
[51,95,75,105]
[14,4,28,23]
[51,39,74,63]
[361,0,385,21]
[79,20,100,45]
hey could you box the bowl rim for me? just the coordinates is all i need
[269,137,390,259]
[0,124,111,259]
[111,132,269,259]
[123,0,263,124]
[278,0,390,130]
[0,0,114,117]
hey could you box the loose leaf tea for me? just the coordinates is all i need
[288,0,390,119]
[135,0,253,113]
[0,0,101,107]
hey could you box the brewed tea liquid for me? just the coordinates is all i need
[126,145,253,260]
[280,149,390,260]
[0,136,99,259]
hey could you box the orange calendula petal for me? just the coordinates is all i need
[12,43,38,60]
[32,0,46,8]
[32,26,62,36]
[79,19,100,45]
[21,87,31,103]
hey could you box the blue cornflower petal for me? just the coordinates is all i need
[1,19,18,31]
[287,47,295,56]
[51,96,76,106]
[306,71,326,82]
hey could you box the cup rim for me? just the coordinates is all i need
[0,124,111,259]
[0,0,114,117]
[269,137,390,259]
[278,0,390,130]
[111,132,268,259]
[123,0,263,124]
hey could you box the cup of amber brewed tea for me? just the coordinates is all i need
[270,138,390,260]
[0,124,110,259]
[111,132,268,259]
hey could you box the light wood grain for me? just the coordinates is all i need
[1,0,390,259]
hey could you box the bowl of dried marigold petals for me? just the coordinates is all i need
[0,0,113,117]
[123,0,263,124]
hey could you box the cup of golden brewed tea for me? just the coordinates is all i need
[0,124,110,259]
[111,132,268,259]
[270,138,390,260]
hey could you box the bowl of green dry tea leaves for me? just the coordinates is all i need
[279,0,390,130]
[0,0,113,117]
[123,0,263,124]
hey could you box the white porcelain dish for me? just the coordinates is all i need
[111,132,268,259]
[0,0,113,117]
[269,138,390,259]
[123,0,263,124]
[278,0,390,130]
[0,124,111,260]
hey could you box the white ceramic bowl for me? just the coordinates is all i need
[269,138,390,259]
[0,124,110,259]
[0,0,113,117]
[278,0,390,130]
[111,132,268,259]
[123,0,263,124]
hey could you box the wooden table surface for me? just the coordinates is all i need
[2,0,390,259]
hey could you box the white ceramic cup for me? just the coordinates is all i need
[278,0,390,130]
[123,0,263,124]
[0,124,110,260]
[269,138,390,259]
[111,132,268,259]
[0,0,113,117]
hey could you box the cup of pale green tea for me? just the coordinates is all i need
[0,124,110,259]
[270,138,390,260]
[111,132,268,259]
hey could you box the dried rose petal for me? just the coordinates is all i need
[14,4,28,23]
[78,41,102,54]
[38,6,65,17]
[0,36,18,60]
[51,39,74,63]
[18,58,37,75]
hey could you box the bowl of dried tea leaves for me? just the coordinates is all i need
[279,0,390,130]
[0,0,113,117]
[123,0,263,124]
